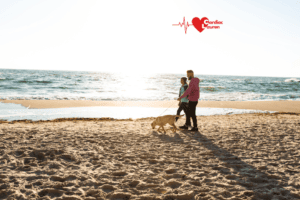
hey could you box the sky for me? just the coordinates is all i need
[0,0,300,77]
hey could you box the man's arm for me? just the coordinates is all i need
[179,79,195,99]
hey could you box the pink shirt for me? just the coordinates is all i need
[180,78,200,101]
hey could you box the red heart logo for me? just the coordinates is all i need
[192,17,209,33]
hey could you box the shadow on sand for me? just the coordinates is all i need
[152,128,298,199]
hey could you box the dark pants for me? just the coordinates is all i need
[176,102,188,121]
[186,101,198,127]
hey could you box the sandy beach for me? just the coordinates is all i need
[1,0,300,198]
[1,100,300,113]
[1,112,300,199]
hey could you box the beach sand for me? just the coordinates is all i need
[1,100,300,113]
[1,113,300,199]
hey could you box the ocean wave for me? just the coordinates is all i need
[0,94,300,101]
[0,69,299,102]
[0,77,14,81]
[200,86,226,92]
[206,79,217,83]
[284,78,300,82]
[36,80,53,84]
[200,92,300,101]
[17,80,34,84]
[201,86,217,91]
[3,86,20,90]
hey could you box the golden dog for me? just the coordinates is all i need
[151,115,184,133]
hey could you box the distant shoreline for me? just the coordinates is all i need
[1,100,300,113]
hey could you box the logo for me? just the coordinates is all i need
[172,17,223,34]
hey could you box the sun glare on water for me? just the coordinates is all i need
[108,72,158,101]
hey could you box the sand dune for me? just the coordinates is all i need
[1,113,300,199]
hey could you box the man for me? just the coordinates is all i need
[177,70,200,131]
[175,77,189,122]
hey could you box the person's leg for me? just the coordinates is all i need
[185,101,191,126]
[190,101,198,128]
[176,103,184,122]
[182,102,189,117]
[180,102,191,129]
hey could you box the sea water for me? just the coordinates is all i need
[0,69,297,121]
[0,102,273,121]
[0,69,299,101]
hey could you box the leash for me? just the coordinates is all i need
[157,100,180,117]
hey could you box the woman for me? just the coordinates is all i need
[176,77,189,122]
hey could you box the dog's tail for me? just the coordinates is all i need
[175,115,184,118]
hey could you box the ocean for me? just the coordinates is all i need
[0,69,298,121]
[0,69,299,101]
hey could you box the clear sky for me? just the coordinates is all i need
[0,0,300,77]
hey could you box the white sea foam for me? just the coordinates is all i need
[0,102,274,121]
[284,78,300,82]
[201,92,268,101]
[1,92,300,101]
[200,86,215,88]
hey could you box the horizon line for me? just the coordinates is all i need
[0,68,299,78]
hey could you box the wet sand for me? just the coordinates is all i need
[1,113,300,199]
[1,100,300,113]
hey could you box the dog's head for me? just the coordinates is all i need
[151,121,156,129]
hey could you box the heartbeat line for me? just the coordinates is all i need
[172,17,193,34]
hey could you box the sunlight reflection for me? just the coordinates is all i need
[113,72,159,99]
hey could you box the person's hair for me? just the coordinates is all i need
[181,77,187,84]
[187,70,194,74]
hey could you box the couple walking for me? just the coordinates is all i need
[176,70,200,132]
